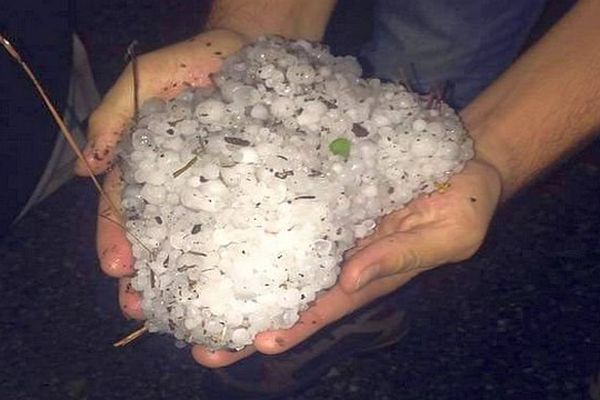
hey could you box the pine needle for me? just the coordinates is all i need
[114,325,149,347]
[173,156,198,178]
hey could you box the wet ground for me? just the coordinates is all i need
[2,1,599,399]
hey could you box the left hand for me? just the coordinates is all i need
[192,158,502,367]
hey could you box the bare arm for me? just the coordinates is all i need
[206,0,338,41]
[462,0,600,201]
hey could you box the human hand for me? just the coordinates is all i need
[74,30,247,327]
[78,28,247,280]
[75,29,246,177]
[81,28,502,368]
[191,159,502,367]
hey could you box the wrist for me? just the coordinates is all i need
[465,119,515,202]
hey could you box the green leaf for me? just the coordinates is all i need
[329,138,351,160]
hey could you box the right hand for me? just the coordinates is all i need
[75,29,246,177]
[75,29,247,316]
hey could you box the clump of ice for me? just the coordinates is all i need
[118,36,473,350]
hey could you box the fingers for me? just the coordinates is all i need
[189,273,417,365]
[97,167,134,277]
[253,271,419,355]
[339,160,502,294]
[191,345,257,368]
[119,277,144,320]
[76,30,246,176]
[338,230,436,293]
[189,267,419,365]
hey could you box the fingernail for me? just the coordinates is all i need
[355,265,381,291]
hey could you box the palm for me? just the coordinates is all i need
[192,159,502,366]
[346,158,503,275]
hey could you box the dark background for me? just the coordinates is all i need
[2,1,600,399]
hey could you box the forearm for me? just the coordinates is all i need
[462,0,600,201]
[206,0,338,41]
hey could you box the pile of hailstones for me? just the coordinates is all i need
[119,36,473,350]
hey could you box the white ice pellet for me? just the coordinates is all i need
[195,100,225,124]
[286,65,316,85]
[181,189,220,212]
[118,36,472,351]
[412,119,427,132]
[435,141,460,160]
[270,97,296,119]
[231,328,251,347]
[280,310,300,328]
[177,119,199,136]
[410,135,439,157]
[250,104,270,120]
[232,147,259,164]
[140,184,167,205]
[231,85,260,106]
[362,184,379,198]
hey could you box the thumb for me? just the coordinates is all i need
[339,230,445,293]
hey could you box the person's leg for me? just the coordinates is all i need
[0,2,99,235]
[361,0,548,109]
[0,2,71,235]
[15,34,100,222]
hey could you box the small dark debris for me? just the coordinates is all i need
[275,170,294,179]
[352,123,369,137]
[155,216,163,224]
[191,224,202,234]
[224,136,251,146]
[322,99,338,109]
[177,264,196,272]
[168,118,184,127]
[173,156,198,178]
